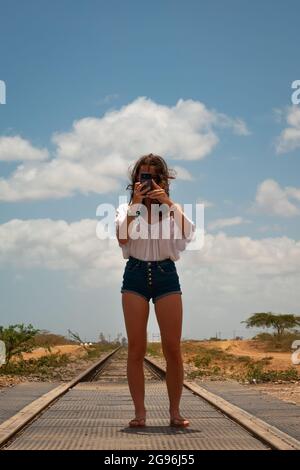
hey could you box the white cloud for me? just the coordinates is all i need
[197,198,214,208]
[172,165,193,180]
[286,186,300,201]
[0,97,249,202]
[208,216,251,231]
[0,217,122,289]
[182,231,300,337]
[96,93,120,106]
[275,105,300,153]
[215,113,251,136]
[0,217,299,289]
[257,224,283,233]
[1,218,300,338]
[0,136,49,161]
[272,107,284,123]
[253,179,300,217]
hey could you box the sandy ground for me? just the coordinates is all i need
[1,342,299,406]
[253,383,300,405]
[198,339,297,371]
[0,345,97,389]
[19,344,86,361]
[149,342,300,406]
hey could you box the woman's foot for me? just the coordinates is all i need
[169,416,190,427]
[129,416,146,427]
[129,409,147,427]
[169,411,190,427]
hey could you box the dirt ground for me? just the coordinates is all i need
[150,341,300,406]
[1,342,299,406]
[253,383,300,405]
[0,345,97,389]
[199,339,296,371]
[19,344,86,361]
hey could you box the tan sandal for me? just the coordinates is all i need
[169,417,190,427]
[129,416,146,427]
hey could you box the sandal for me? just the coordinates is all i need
[129,416,146,427]
[169,417,190,427]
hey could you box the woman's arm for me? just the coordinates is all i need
[166,200,195,239]
[115,202,141,245]
[116,182,149,245]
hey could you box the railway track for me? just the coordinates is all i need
[0,347,299,450]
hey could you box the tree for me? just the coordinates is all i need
[0,324,39,364]
[67,328,91,352]
[98,332,108,344]
[67,329,83,344]
[242,312,300,337]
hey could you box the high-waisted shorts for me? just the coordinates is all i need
[121,256,182,304]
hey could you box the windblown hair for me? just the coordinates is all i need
[126,153,176,205]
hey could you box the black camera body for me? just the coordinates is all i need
[140,172,153,192]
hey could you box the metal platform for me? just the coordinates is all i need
[0,382,61,425]
[197,380,300,441]
[5,381,268,450]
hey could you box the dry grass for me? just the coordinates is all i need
[147,339,299,383]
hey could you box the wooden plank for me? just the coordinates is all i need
[184,380,300,451]
[145,356,300,451]
[0,348,120,447]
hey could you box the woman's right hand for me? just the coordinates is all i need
[132,181,149,204]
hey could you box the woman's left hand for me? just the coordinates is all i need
[146,179,172,205]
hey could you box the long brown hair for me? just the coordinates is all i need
[126,153,176,205]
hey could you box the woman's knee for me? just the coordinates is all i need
[162,342,182,361]
[127,341,147,361]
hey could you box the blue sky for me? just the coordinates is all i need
[0,0,300,341]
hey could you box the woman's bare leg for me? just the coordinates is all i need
[122,292,150,418]
[154,293,188,422]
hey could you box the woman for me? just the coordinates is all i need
[115,153,195,428]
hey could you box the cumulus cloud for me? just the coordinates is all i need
[286,186,300,201]
[0,97,249,202]
[257,224,283,233]
[172,165,193,180]
[213,112,251,136]
[207,216,251,231]
[181,231,300,336]
[197,198,214,208]
[1,217,300,339]
[253,179,300,217]
[275,105,300,153]
[0,217,299,295]
[0,217,122,288]
[0,136,49,161]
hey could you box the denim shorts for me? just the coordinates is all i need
[121,256,182,304]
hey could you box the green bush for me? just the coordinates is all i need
[0,323,39,364]
[85,343,116,359]
[0,353,71,376]
[254,331,300,352]
[246,365,299,383]
[194,354,212,367]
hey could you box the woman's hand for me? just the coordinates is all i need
[132,181,150,204]
[146,179,172,205]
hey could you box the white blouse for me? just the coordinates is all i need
[115,202,196,261]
